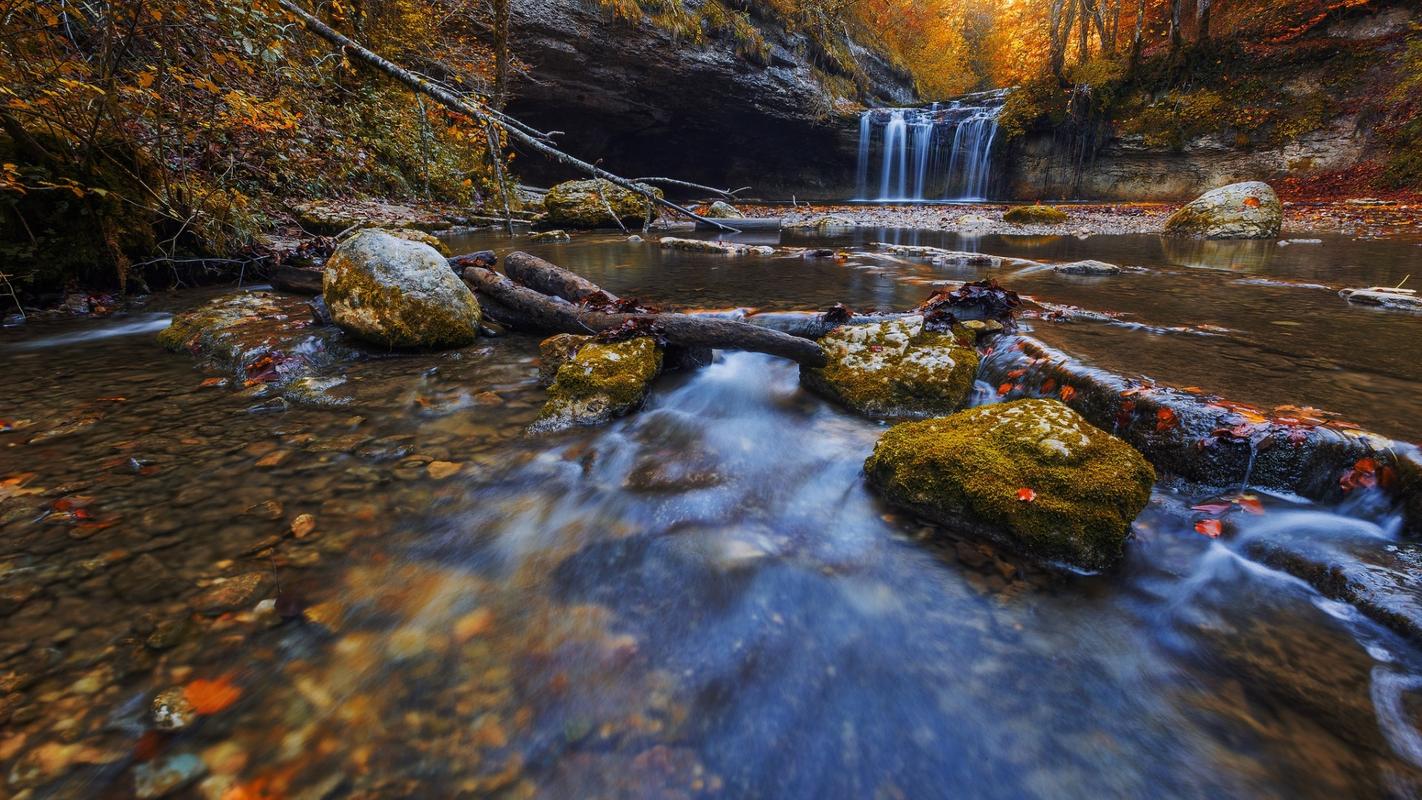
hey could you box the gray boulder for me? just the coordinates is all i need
[1164,181,1283,239]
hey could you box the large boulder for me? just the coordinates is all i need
[531,336,663,433]
[1164,181,1282,239]
[1003,205,1068,225]
[322,229,481,349]
[864,399,1156,571]
[705,201,745,219]
[542,179,662,229]
[801,316,979,418]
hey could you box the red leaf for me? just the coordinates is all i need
[998,383,1013,395]
[1016,487,1037,502]
[1194,519,1224,538]
[184,676,242,714]
[1156,408,1179,432]
[1059,385,1076,402]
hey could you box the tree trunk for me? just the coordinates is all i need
[491,0,511,110]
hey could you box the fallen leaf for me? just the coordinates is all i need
[1016,487,1037,502]
[1156,408,1179,432]
[1194,519,1223,538]
[1059,385,1076,402]
[200,377,228,388]
[290,513,315,538]
[184,676,242,714]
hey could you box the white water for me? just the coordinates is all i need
[855,89,1009,202]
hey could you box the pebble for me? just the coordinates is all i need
[134,752,206,798]
[192,572,273,615]
[151,687,197,731]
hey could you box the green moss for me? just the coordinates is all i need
[533,337,663,432]
[538,333,591,385]
[864,399,1155,571]
[542,179,663,229]
[1003,205,1069,225]
[802,317,979,418]
[322,232,481,349]
[157,294,284,359]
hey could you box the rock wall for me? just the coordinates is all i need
[507,0,916,199]
[1005,115,1371,201]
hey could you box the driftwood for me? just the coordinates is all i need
[503,251,611,303]
[275,0,741,234]
[460,261,827,367]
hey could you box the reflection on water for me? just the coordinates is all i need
[1,228,1421,797]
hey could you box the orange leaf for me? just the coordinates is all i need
[184,676,242,714]
[1194,519,1223,538]
[1156,408,1179,432]
[1016,487,1037,502]
[1243,196,1261,208]
[1040,378,1057,393]
[997,383,1013,395]
[1059,385,1076,402]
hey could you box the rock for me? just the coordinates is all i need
[1052,259,1121,276]
[1002,205,1068,225]
[323,229,482,348]
[134,753,206,798]
[626,234,644,243]
[705,201,745,219]
[957,214,993,226]
[542,179,662,229]
[531,337,663,433]
[1164,181,1283,239]
[875,242,1000,266]
[538,333,591,385]
[1278,238,1323,246]
[801,316,979,418]
[379,228,451,256]
[110,554,179,602]
[192,572,273,615]
[282,375,350,408]
[864,399,1156,571]
[784,214,855,229]
[151,687,197,731]
[530,229,571,242]
[659,237,749,254]
[1339,286,1421,312]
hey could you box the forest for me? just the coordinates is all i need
[2,0,1422,798]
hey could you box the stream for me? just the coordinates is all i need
[1,226,1421,798]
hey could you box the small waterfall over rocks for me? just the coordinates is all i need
[854,89,1010,202]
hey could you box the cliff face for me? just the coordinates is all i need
[506,0,916,198]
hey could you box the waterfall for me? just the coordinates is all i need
[854,89,1009,202]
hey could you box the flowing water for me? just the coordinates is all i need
[1,226,1421,798]
[855,90,1009,202]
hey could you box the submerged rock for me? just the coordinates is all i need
[134,752,206,798]
[1003,205,1068,225]
[705,201,745,219]
[801,316,978,418]
[659,237,751,255]
[864,399,1156,571]
[1052,259,1121,276]
[531,337,663,433]
[323,229,481,349]
[530,229,571,242]
[1339,286,1421,312]
[1164,181,1282,239]
[151,687,197,732]
[542,179,661,229]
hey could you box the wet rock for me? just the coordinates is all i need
[705,201,745,219]
[1003,205,1068,225]
[538,333,591,385]
[1339,286,1421,312]
[110,554,179,602]
[864,399,1156,571]
[323,229,481,348]
[542,179,661,229]
[192,572,273,615]
[379,227,451,257]
[1052,259,1121,276]
[530,229,571,242]
[134,752,206,798]
[659,237,751,255]
[531,337,663,433]
[874,242,1000,267]
[801,315,979,418]
[1164,181,1282,239]
[784,214,855,229]
[151,687,197,731]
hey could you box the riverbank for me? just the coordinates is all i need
[736,199,1422,240]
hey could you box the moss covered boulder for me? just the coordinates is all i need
[864,399,1156,571]
[802,316,979,418]
[323,229,481,349]
[1164,181,1282,239]
[381,228,451,256]
[538,333,592,385]
[542,179,662,229]
[705,201,745,219]
[1003,205,1068,225]
[531,337,663,433]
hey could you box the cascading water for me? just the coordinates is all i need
[855,89,1010,202]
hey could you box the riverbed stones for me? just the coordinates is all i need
[532,337,663,433]
[1164,181,1283,239]
[542,179,661,229]
[323,229,481,348]
[1052,259,1122,276]
[864,399,1155,571]
[151,687,197,731]
[1339,286,1421,312]
[801,316,979,418]
[1003,205,1068,224]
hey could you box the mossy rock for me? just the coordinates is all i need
[864,399,1156,571]
[157,293,286,360]
[542,179,662,229]
[1003,205,1069,225]
[380,228,451,257]
[1164,182,1282,239]
[705,201,745,219]
[323,229,480,349]
[538,333,591,386]
[801,316,979,418]
[532,337,663,433]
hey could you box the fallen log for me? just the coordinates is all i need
[502,251,608,303]
[461,266,827,367]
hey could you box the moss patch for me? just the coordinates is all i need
[532,337,663,432]
[864,399,1156,571]
[538,333,592,386]
[542,180,663,229]
[1003,205,1069,225]
[802,316,979,418]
